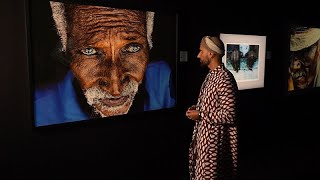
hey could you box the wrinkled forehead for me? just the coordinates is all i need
[65,4,147,35]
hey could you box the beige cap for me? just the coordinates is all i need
[290,28,320,51]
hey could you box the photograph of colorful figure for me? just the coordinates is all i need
[230,46,241,72]
[246,45,258,70]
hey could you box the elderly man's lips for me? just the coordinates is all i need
[102,96,128,106]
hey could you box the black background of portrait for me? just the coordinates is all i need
[1,0,320,179]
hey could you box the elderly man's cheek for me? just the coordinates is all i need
[125,66,146,83]
[70,59,100,88]
[123,56,148,83]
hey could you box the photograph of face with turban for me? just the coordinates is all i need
[288,26,320,91]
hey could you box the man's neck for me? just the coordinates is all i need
[208,58,222,71]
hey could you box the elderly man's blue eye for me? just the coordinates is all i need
[123,44,141,53]
[81,48,97,55]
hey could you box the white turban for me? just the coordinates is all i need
[202,36,225,55]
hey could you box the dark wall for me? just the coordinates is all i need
[178,4,320,180]
[1,0,320,179]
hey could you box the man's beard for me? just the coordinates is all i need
[200,58,210,67]
[84,80,139,118]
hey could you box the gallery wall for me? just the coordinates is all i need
[1,0,320,179]
[178,4,320,179]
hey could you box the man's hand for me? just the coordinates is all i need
[186,105,200,121]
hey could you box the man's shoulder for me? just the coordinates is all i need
[147,60,171,71]
[145,60,172,81]
[34,83,59,101]
[34,71,74,100]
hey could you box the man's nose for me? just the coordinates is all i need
[109,80,121,96]
[99,67,124,96]
[99,78,122,96]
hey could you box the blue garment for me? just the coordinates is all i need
[34,60,176,127]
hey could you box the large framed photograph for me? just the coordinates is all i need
[220,33,266,90]
[27,0,177,127]
[288,26,320,91]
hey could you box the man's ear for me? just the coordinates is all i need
[209,51,215,58]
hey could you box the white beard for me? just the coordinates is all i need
[84,80,139,117]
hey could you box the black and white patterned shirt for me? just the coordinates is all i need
[189,63,239,180]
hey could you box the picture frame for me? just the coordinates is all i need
[26,0,178,127]
[220,33,266,90]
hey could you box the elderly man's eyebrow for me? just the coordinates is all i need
[122,34,144,41]
[75,31,145,47]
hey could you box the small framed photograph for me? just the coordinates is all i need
[220,33,266,90]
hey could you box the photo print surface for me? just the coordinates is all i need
[28,0,177,127]
[288,26,320,91]
[220,33,266,90]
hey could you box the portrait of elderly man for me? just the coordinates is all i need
[32,1,176,127]
[289,27,320,91]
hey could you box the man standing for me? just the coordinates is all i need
[186,36,239,179]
